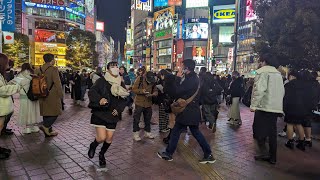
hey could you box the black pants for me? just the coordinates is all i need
[43,116,58,128]
[3,112,13,131]
[253,111,278,161]
[133,105,152,132]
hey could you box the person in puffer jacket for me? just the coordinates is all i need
[0,53,20,160]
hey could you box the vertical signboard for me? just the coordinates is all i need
[246,0,257,21]
[0,0,16,32]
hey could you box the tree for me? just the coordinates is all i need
[255,0,320,70]
[3,32,29,67]
[66,29,98,69]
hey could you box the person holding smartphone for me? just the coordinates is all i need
[132,71,158,141]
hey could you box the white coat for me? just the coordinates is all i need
[15,71,41,126]
[0,74,20,116]
[250,65,284,114]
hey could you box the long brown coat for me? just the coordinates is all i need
[35,63,63,116]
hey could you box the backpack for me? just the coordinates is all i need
[31,67,54,98]
[23,81,38,101]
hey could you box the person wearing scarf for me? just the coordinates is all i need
[87,62,129,168]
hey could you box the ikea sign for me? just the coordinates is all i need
[213,5,236,24]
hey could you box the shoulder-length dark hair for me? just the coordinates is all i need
[0,53,9,77]
[21,63,34,74]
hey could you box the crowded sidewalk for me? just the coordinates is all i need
[0,95,319,180]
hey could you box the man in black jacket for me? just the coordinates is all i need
[158,59,215,164]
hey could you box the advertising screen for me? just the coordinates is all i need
[85,0,94,16]
[192,46,206,65]
[184,23,208,39]
[35,30,66,43]
[154,6,175,31]
[246,0,257,21]
[96,21,105,32]
[186,0,208,8]
[213,5,235,24]
[168,0,182,6]
[219,26,234,43]
[154,0,168,7]
[85,16,95,32]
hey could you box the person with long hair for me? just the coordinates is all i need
[226,71,243,126]
[0,53,20,159]
[87,62,129,168]
[15,63,41,134]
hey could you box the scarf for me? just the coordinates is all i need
[104,71,130,98]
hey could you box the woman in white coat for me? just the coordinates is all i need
[0,53,20,160]
[16,63,41,134]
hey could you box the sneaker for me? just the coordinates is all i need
[30,126,40,133]
[22,128,31,134]
[157,151,173,161]
[144,132,155,139]
[133,132,141,141]
[199,155,216,164]
[278,131,286,137]
[227,120,235,125]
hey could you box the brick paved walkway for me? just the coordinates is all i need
[0,95,320,180]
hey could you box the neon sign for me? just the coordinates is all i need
[25,2,85,18]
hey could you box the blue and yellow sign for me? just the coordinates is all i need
[213,5,236,24]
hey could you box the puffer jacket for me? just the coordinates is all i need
[0,74,20,116]
[250,65,284,114]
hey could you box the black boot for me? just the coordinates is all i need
[285,139,294,150]
[163,129,171,144]
[99,142,111,167]
[296,140,305,151]
[88,139,99,159]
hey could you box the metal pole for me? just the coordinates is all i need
[233,0,240,71]
[0,19,2,53]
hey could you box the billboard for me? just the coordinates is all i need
[29,0,66,6]
[85,0,94,16]
[184,23,208,39]
[186,0,208,8]
[246,0,257,21]
[168,0,182,6]
[154,0,168,7]
[35,29,66,43]
[213,5,235,24]
[154,6,175,31]
[96,21,104,32]
[134,0,152,12]
[192,46,206,65]
[85,16,95,32]
[219,26,234,43]
[1,0,16,32]
[126,29,132,45]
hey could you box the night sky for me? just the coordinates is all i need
[96,0,131,52]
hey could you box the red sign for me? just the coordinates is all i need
[31,0,65,6]
[168,0,182,6]
[85,16,95,33]
[96,21,105,32]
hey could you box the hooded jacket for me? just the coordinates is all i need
[250,65,284,114]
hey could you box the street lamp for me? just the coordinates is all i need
[0,15,4,53]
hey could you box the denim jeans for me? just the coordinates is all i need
[166,122,212,157]
[43,116,58,128]
[81,86,87,100]
[133,105,152,132]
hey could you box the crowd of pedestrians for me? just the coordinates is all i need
[0,52,320,169]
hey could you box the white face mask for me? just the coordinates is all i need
[110,67,119,76]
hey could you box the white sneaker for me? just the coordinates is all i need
[144,132,155,139]
[278,131,286,137]
[133,132,141,141]
[22,128,31,134]
[227,120,235,125]
[30,126,40,133]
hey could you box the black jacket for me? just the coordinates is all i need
[228,78,243,98]
[88,78,127,123]
[201,78,223,105]
[171,72,201,126]
[283,80,315,119]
